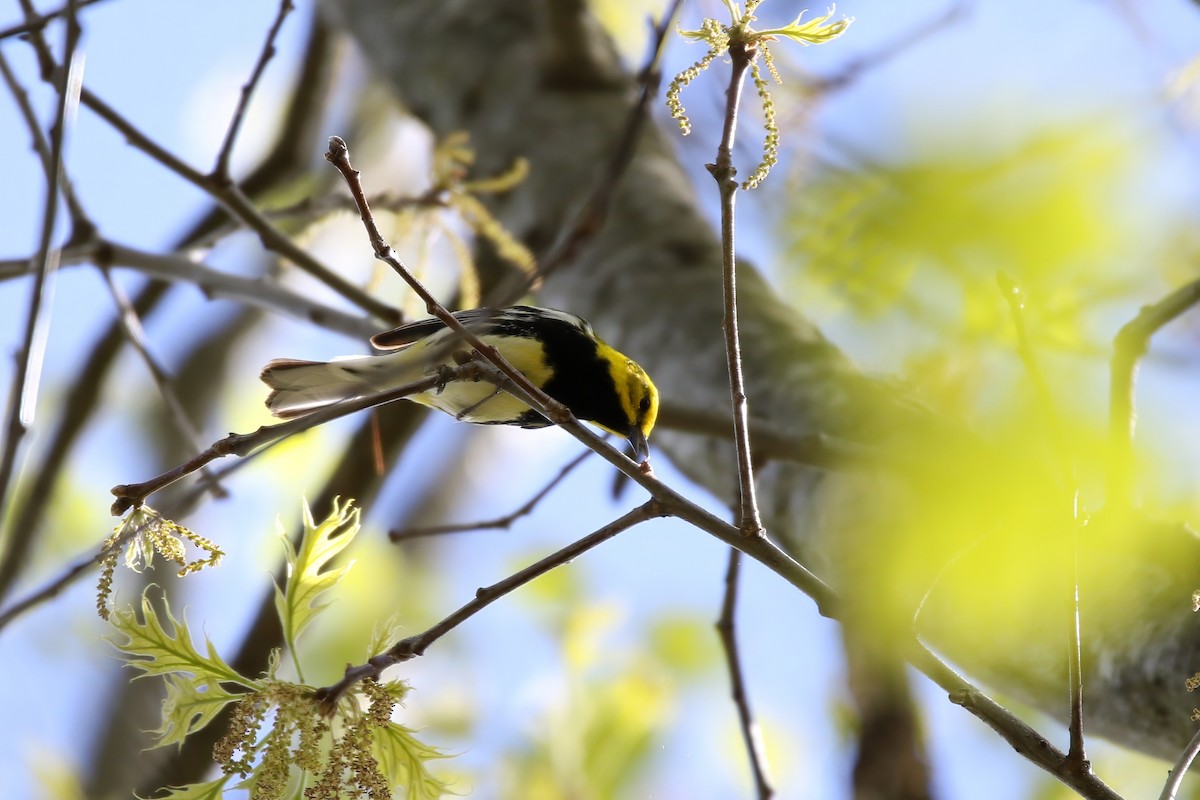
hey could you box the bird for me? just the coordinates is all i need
[260,305,659,460]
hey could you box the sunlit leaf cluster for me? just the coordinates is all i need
[667,2,852,188]
[106,501,451,800]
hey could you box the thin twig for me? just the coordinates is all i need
[0,4,84,551]
[13,3,394,322]
[997,273,1087,768]
[0,0,106,42]
[388,449,593,541]
[705,40,763,536]
[1159,725,1200,800]
[108,365,480,515]
[0,8,339,614]
[317,501,663,707]
[99,269,226,499]
[716,548,773,799]
[0,544,104,631]
[212,0,294,181]
[72,87,400,322]
[1109,276,1200,509]
[0,49,90,234]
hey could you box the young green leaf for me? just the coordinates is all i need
[135,775,232,800]
[109,589,253,689]
[274,498,361,670]
[372,721,455,800]
[153,673,242,750]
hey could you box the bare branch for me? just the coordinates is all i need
[324,136,649,481]
[317,501,662,706]
[1159,725,1200,800]
[916,647,1121,800]
[108,365,479,515]
[0,49,90,233]
[1109,276,1200,509]
[716,548,773,799]
[704,40,763,536]
[388,448,593,541]
[0,0,106,42]
[496,0,686,301]
[99,269,226,499]
[0,543,103,632]
[212,0,295,181]
[998,273,1088,768]
[71,86,401,322]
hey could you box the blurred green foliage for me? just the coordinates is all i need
[783,121,1146,351]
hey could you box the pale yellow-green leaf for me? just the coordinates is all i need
[759,6,853,45]
[372,721,454,800]
[275,498,360,659]
[134,775,231,800]
[153,674,241,750]
[109,590,251,689]
[367,613,407,659]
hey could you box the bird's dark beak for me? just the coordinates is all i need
[627,426,650,462]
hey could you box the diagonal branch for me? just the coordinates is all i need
[108,365,482,515]
[0,0,107,42]
[212,0,295,181]
[494,0,686,303]
[316,501,663,707]
[1159,725,1200,800]
[11,3,398,323]
[99,269,226,500]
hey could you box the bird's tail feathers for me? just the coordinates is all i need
[260,355,403,418]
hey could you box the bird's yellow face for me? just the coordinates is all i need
[597,343,658,461]
[626,361,659,462]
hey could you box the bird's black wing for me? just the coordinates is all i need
[370,307,503,351]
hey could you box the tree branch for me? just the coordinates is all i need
[109,365,479,514]
[1108,276,1200,509]
[316,501,663,706]
[212,0,295,181]
[388,448,593,541]
[706,39,763,537]
[716,548,773,799]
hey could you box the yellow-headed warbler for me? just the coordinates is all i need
[260,306,658,460]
